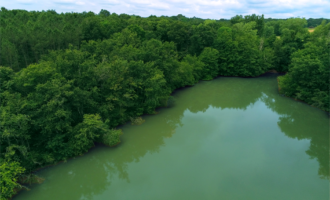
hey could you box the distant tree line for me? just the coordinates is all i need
[0,7,329,199]
[307,18,330,28]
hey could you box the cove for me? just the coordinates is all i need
[14,74,329,200]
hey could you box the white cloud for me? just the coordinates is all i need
[16,0,36,3]
[76,1,85,5]
[55,0,75,2]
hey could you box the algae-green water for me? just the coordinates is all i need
[14,74,329,200]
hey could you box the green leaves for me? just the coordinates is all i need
[0,161,25,200]
[280,18,308,36]
[278,22,330,111]
[98,129,123,147]
[214,23,267,77]
[199,47,219,80]
[189,22,217,56]
[181,54,205,82]
[70,114,103,155]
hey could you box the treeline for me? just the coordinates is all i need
[0,7,329,199]
[307,18,330,28]
[0,7,224,71]
[1,7,329,71]
[264,18,330,28]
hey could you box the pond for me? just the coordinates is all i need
[14,74,329,200]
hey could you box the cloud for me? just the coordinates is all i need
[53,0,76,4]
[2,0,329,19]
[16,0,37,5]
[16,0,36,2]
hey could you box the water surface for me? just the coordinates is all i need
[15,74,329,200]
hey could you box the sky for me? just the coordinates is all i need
[2,0,330,19]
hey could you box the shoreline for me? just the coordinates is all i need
[10,141,122,200]
[10,70,327,199]
[277,78,329,114]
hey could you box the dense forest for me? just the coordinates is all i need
[0,7,329,199]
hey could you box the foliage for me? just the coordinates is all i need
[307,18,330,28]
[99,129,122,147]
[272,18,310,72]
[130,117,146,125]
[0,161,25,200]
[199,47,219,80]
[278,21,330,112]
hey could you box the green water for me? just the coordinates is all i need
[14,74,329,200]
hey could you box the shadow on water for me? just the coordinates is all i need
[14,74,329,200]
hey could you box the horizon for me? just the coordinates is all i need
[2,0,329,20]
[2,7,330,20]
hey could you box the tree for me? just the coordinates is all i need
[167,21,191,56]
[98,9,110,17]
[278,22,330,111]
[199,47,219,80]
[189,22,217,56]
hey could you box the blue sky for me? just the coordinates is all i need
[2,0,330,19]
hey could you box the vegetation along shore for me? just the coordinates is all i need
[0,8,329,199]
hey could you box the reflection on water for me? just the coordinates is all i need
[15,74,329,200]
[261,91,329,180]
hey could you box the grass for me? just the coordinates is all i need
[308,28,315,33]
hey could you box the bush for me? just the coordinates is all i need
[0,161,25,200]
[99,129,123,147]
